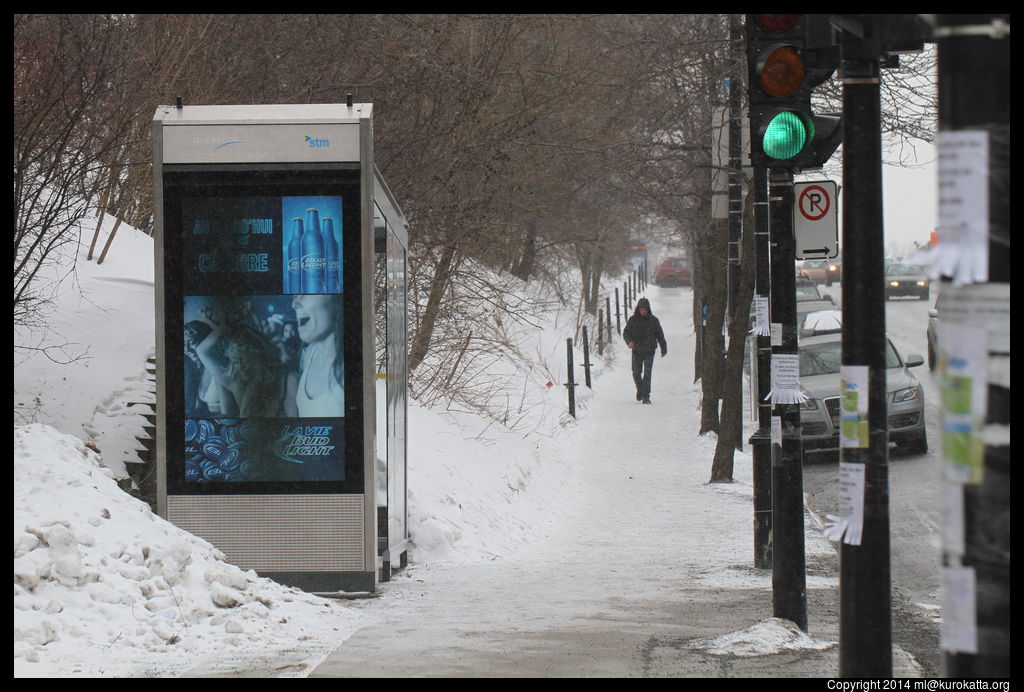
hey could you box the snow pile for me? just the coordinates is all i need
[14,218,157,480]
[404,398,573,564]
[689,617,836,657]
[13,423,365,677]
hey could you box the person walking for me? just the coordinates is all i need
[622,297,667,404]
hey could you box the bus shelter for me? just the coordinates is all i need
[152,102,408,592]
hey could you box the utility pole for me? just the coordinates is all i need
[750,165,773,569]
[935,13,1011,678]
[768,168,806,631]
[728,14,745,452]
[835,18,891,677]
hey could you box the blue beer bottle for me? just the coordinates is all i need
[321,216,340,293]
[286,217,303,293]
[301,208,326,293]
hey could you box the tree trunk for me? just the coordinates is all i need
[88,181,113,261]
[587,267,602,316]
[710,198,757,482]
[699,219,729,434]
[97,215,124,265]
[513,227,537,281]
[408,243,459,373]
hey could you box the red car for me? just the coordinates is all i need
[798,260,829,285]
[654,257,693,287]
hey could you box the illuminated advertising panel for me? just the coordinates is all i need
[163,167,361,493]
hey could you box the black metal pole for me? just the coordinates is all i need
[768,168,806,632]
[838,41,891,678]
[614,288,621,335]
[728,24,745,453]
[565,338,576,418]
[581,326,592,388]
[750,165,773,570]
[606,296,613,345]
[727,14,743,334]
[937,13,1011,678]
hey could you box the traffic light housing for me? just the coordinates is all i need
[746,14,842,170]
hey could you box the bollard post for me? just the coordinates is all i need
[606,296,613,344]
[565,338,576,418]
[614,289,621,334]
[581,326,593,388]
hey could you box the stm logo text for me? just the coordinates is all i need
[304,135,330,148]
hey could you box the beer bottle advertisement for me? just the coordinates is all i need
[179,194,346,485]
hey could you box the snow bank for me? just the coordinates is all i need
[14,218,156,479]
[404,397,574,564]
[13,423,366,677]
[689,618,836,657]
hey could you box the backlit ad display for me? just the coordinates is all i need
[163,168,361,493]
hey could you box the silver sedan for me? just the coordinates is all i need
[798,333,929,458]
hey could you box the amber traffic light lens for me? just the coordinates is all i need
[759,45,805,97]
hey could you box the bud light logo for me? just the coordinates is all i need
[305,135,331,148]
[275,424,337,464]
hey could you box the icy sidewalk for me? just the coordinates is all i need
[306,287,917,678]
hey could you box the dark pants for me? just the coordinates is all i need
[632,350,656,398]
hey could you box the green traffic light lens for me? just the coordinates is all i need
[762,111,814,160]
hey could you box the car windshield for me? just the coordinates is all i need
[800,340,903,376]
[887,263,922,275]
[795,282,820,299]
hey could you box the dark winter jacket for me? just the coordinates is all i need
[622,298,668,357]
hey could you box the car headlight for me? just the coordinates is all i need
[889,281,900,287]
[917,280,928,287]
[892,387,920,403]
[799,395,817,410]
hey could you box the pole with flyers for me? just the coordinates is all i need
[935,13,1011,677]
[767,168,807,632]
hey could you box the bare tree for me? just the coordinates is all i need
[14,15,136,334]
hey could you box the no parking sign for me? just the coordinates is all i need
[794,180,839,260]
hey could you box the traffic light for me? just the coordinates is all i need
[746,14,842,170]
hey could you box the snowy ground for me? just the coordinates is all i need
[14,216,841,677]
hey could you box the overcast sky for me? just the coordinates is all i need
[883,140,937,256]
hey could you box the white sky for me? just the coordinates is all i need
[883,140,938,255]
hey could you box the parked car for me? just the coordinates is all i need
[885,263,930,300]
[798,260,829,285]
[825,257,842,286]
[800,308,842,338]
[796,278,833,304]
[798,333,928,458]
[654,257,693,287]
